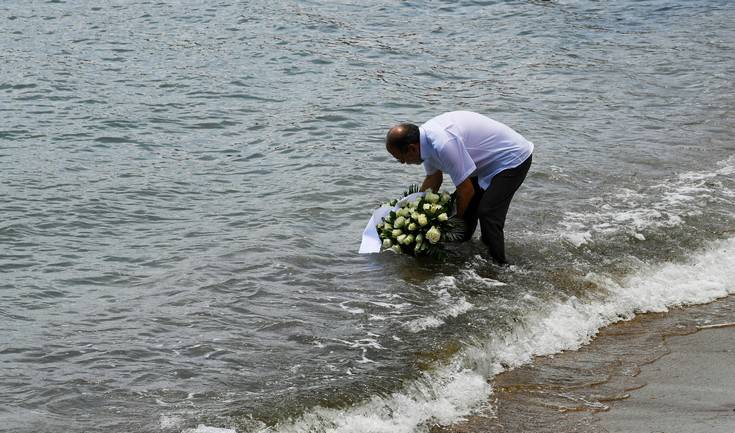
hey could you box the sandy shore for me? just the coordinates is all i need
[435,296,735,433]
[596,325,735,433]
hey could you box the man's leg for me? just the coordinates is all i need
[461,177,483,241]
[477,156,532,264]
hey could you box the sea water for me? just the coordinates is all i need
[1,1,734,432]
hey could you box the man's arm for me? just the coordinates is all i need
[420,171,443,193]
[454,178,475,218]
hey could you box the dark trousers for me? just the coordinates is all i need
[462,155,532,264]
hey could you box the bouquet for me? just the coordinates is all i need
[376,186,465,257]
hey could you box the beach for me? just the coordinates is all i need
[437,295,735,433]
[597,325,735,433]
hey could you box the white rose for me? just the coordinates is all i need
[391,245,402,253]
[417,214,429,227]
[437,213,448,222]
[396,234,407,244]
[403,234,415,245]
[440,192,451,204]
[426,192,440,203]
[382,238,392,249]
[415,234,424,244]
[394,216,406,228]
[408,223,417,231]
[423,203,432,212]
[399,208,411,217]
[392,229,403,237]
[411,212,419,220]
[426,226,441,244]
[383,222,392,230]
[409,200,419,209]
[432,204,442,213]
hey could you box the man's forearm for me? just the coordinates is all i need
[420,171,443,192]
[455,178,475,217]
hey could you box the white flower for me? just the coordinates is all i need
[415,234,424,244]
[440,192,451,204]
[437,213,448,222]
[383,222,392,230]
[432,204,442,213]
[411,212,419,220]
[382,238,392,249]
[392,229,403,237]
[414,242,423,253]
[408,200,419,209]
[408,223,417,231]
[403,234,415,245]
[426,226,441,244]
[394,216,406,228]
[398,208,411,217]
[423,203,432,212]
[391,245,402,253]
[417,214,429,226]
[426,192,440,203]
[396,234,407,244]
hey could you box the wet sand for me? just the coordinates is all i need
[596,325,735,433]
[433,295,735,433]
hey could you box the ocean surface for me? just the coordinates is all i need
[1,1,734,432]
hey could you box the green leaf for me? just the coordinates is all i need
[442,217,466,242]
[403,184,420,197]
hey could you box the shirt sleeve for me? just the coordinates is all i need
[423,160,439,176]
[435,136,476,186]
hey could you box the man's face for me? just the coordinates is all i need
[388,143,422,165]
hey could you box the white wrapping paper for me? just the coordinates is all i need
[359,192,425,254]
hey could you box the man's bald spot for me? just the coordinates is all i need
[385,122,419,152]
[386,125,408,149]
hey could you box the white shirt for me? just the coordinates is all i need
[419,111,534,190]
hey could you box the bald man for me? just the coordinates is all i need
[385,111,533,265]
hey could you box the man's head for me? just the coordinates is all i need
[386,123,422,165]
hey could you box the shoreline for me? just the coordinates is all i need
[434,295,735,433]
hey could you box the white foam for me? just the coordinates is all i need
[183,425,237,433]
[560,156,735,245]
[339,302,365,315]
[404,316,445,332]
[245,237,735,433]
[471,236,735,375]
[254,368,489,433]
[404,277,474,333]
[160,414,184,429]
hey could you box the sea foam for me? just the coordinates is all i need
[252,237,734,433]
[560,156,735,246]
[192,237,735,433]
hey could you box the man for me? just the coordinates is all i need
[385,111,533,265]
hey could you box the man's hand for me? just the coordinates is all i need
[420,171,443,193]
[454,178,475,218]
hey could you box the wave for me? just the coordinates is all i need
[559,156,735,246]
[188,236,735,433]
